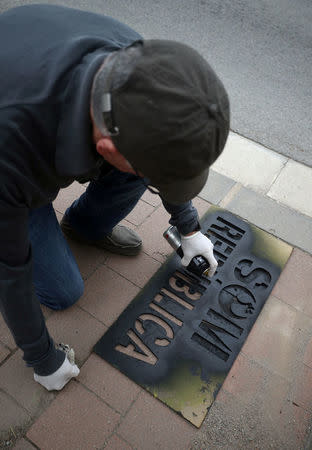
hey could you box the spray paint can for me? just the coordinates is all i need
[163,226,210,278]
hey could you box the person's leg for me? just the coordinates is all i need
[29,204,84,310]
[63,168,147,242]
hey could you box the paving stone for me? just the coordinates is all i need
[303,337,312,369]
[13,438,37,449]
[222,353,266,402]
[141,189,162,207]
[119,218,137,230]
[241,295,312,381]
[291,364,312,411]
[0,342,10,364]
[191,390,264,449]
[190,387,311,450]
[125,199,155,226]
[79,265,139,328]
[242,295,312,380]
[227,187,312,254]
[46,305,106,365]
[276,401,312,449]
[198,169,236,205]
[272,248,312,316]
[242,324,295,380]
[193,196,211,219]
[257,367,291,419]
[104,434,133,450]
[79,354,141,415]
[27,382,120,450]
[137,205,178,263]
[117,391,196,450]
[0,314,16,350]
[0,351,55,416]
[52,181,86,214]
[0,390,31,442]
[106,251,161,288]
[65,238,108,280]
[268,159,312,217]
[223,350,290,415]
[211,132,287,193]
[306,432,312,450]
[254,294,298,333]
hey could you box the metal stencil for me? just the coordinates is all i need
[94,207,292,427]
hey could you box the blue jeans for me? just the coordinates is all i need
[29,169,146,310]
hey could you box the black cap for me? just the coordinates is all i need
[100,40,230,204]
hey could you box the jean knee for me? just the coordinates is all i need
[58,277,84,310]
[40,276,84,311]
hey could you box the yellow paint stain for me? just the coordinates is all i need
[203,205,293,271]
[249,223,293,270]
[147,362,226,427]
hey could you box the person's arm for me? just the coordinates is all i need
[0,198,79,389]
[162,199,218,277]
[162,199,200,236]
[0,103,79,389]
[0,199,65,372]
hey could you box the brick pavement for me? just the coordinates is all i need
[1,134,312,449]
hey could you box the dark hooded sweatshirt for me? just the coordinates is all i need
[0,4,199,375]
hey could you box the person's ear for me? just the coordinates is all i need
[96,137,117,158]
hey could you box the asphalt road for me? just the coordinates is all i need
[1,0,311,166]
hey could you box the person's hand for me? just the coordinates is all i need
[181,231,218,277]
[34,344,80,391]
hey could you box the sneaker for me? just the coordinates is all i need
[60,216,142,256]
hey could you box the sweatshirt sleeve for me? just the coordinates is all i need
[162,199,201,235]
[0,198,65,375]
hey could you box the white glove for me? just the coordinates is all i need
[181,231,218,277]
[34,344,80,391]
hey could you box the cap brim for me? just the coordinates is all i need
[154,168,209,205]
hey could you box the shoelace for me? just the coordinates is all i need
[56,343,76,365]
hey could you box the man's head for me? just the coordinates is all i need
[91,40,230,204]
